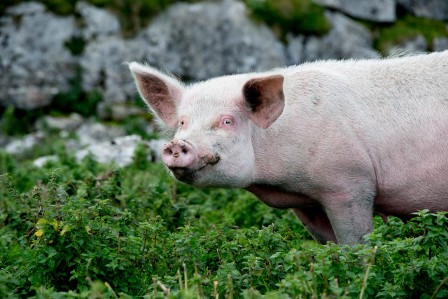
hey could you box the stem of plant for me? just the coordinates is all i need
[359,245,378,299]
[430,275,448,299]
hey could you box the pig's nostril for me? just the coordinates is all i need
[181,148,188,154]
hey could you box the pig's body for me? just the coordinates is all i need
[130,51,448,244]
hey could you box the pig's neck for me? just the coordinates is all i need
[249,127,306,190]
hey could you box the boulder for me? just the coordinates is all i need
[76,2,120,40]
[287,11,379,64]
[434,38,448,51]
[398,0,448,21]
[314,0,396,22]
[76,2,137,106]
[33,155,59,168]
[386,35,427,55]
[75,135,165,167]
[75,121,126,147]
[36,113,84,131]
[131,0,286,80]
[80,0,287,110]
[4,132,45,155]
[0,2,77,109]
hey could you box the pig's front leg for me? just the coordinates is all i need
[322,190,375,244]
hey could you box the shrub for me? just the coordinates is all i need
[244,0,330,38]
[1,146,447,298]
[375,15,448,52]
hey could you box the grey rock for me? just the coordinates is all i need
[4,132,45,155]
[287,11,379,64]
[76,2,135,107]
[386,35,427,55]
[33,155,59,168]
[434,38,448,52]
[33,135,166,168]
[75,135,157,167]
[80,0,287,108]
[76,120,126,147]
[97,102,147,121]
[36,113,84,131]
[148,139,167,162]
[315,0,396,22]
[76,2,120,40]
[6,1,45,14]
[0,2,77,109]
[398,0,448,21]
[132,0,286,81]
[79,36,133,104]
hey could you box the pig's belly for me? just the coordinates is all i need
[374,162,448,217]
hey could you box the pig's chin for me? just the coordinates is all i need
[169,167,198,185]
[169,165,219,187]
[169,166,249,188]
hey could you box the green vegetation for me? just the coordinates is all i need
[244,0,330,38]
[0,69,101,136]
[0,106,45,136]
[64,36,86,56]
[0,135,447,298]
[374,15,448,53]
[50,68,102,118]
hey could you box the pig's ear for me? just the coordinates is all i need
[242,75,285,129]
[129,62,184,128]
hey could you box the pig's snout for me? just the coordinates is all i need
[162,139,198,169]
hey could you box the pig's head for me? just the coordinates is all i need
[129,63,284,187]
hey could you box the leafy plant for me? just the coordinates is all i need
[244,0,330,38]
[374,15,448,52]
[1,143,447,298]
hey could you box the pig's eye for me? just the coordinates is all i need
[221,117,234,126]
[179,119,186,128]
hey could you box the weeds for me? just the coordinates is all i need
[0,145,447,298]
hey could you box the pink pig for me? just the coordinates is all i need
[129,51,448,244]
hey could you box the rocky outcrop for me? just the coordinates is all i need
[434,37,448,51]
[315,0,396,22]
[0,2,77,109]
[77,2,134,105]
[75,135,163,167]
[2,112,164,167]
[287,11,379,64]
[1,0,447,112]
[79,0,287,109]
[1,0,447,169]
[398,0,448,21]
[386,35,427,55]
[132,0,286,80]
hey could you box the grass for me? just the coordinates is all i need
[0,131,447,298]
[374,15,448,52]
[244,0,330,39]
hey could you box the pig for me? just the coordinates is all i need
[129,51,448,244]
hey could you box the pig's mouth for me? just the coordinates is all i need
[169,153,221,184]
